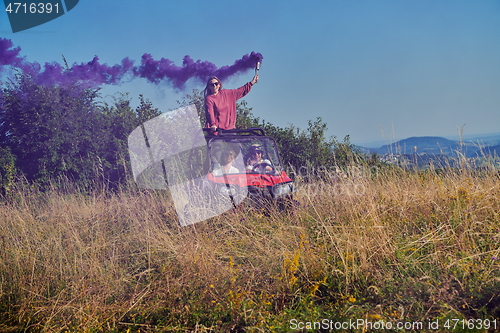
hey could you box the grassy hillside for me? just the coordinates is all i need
[1,165,499,332]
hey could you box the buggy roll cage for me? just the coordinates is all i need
[183,126,288,179]
[200,127,288,176]
[202,127,266,137]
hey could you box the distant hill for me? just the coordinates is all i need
[482,144,500,156]
[358,132,500,150]
[363,136,458,155]
[360,136,500,157]
[446,132,500,146]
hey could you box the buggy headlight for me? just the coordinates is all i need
[271,183,293,198]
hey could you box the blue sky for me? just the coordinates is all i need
[1,0,499,146]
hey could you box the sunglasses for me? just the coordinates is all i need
[209,82,219,86]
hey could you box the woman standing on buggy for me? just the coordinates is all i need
[203,73,259,132]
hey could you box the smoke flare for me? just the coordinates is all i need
[0,38,263,89]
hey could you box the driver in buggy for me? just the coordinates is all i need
[245,144,274,173]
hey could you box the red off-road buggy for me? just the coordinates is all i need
[188,127,296,215]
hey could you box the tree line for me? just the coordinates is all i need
[0,72,366,193]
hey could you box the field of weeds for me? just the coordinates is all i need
[1,165,500,332]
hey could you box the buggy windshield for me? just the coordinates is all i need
[208,137,283,175]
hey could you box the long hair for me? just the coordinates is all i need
[203,76,223,98]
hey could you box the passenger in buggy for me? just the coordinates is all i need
[245,144,273,173]
[212,149,239,176]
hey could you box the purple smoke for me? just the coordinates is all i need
[0,38,24,67]
[0,38,263,89]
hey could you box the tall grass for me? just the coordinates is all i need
[1,164,499,332]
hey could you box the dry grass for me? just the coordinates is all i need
[1,165,500,332]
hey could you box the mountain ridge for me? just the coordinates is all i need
[359,135,500,157]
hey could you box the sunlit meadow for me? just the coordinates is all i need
[1,162,499,332]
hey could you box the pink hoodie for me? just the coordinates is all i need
[204,82,253,130]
